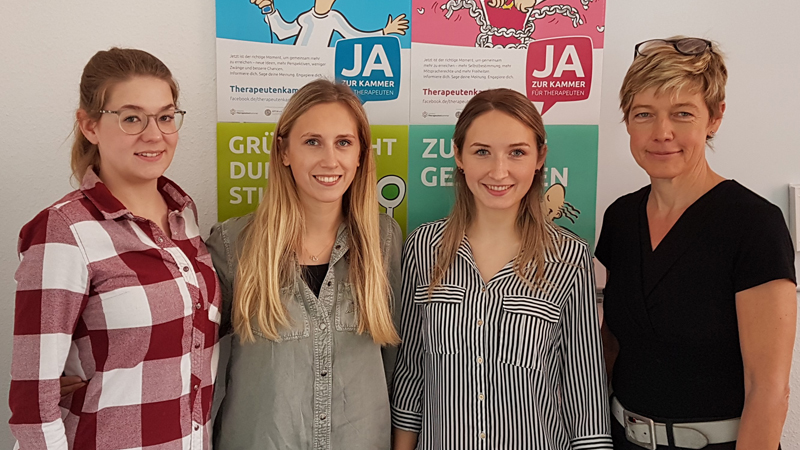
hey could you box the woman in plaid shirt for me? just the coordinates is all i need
[9,48,221,450]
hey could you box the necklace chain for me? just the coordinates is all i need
[304,235,337,262]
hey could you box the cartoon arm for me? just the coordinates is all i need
[329,11,407,39]
[382,14,408,36]
[252,0,301,40]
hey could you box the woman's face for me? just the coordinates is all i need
[281,101,361,210]
[456,109,544,215]
[81,76,178,189]
[626,86,723,181]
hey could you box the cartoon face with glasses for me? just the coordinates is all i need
[251,0,408,46]
[78,76,184,191]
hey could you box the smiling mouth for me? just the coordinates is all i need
[485,184,511,191]
[314,175,342,184]
[135,151,164,158]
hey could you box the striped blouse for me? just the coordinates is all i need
[391,219,612,449]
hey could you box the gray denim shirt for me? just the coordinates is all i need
[206,213,402,450]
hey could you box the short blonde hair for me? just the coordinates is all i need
[619,36,727,122]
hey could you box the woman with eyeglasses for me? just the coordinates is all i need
[206,79,402,449]
[9,48,221,449]
[596,37,795,449]
[392,88,611,450]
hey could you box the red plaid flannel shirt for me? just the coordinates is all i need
[9,170,221,450]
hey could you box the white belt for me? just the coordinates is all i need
[611,397,740,449]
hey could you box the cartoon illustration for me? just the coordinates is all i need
[544,183,580,223]
[251,0,409,47]
[413,0,604,48]
[377,174,407,218]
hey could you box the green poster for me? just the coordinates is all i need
[372,125,409,235]
[217,122,274,222]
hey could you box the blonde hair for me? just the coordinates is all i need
[72,48,179,182]
[234,79,399,345]
[430,88,556,294]
[620,36,727,124]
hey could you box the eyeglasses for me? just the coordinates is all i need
[634,38,713,58]
[99,108,186,135]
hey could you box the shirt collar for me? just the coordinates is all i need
[80,167,193,220]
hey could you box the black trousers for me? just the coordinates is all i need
[611,418,781,450]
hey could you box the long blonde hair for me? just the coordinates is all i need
[430,89,556,293]
[234,79,399,345]
[72,48,179,182]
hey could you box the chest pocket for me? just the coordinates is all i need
[413,284,465,355]
[335,282,359,332]
[252,288,310,342]
[499,295,561,370]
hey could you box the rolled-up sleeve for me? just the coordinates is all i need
[559,244,613,449]
[390,233,425,432]
[9,209,90,450]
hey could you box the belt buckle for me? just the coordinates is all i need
[623,409,657,450]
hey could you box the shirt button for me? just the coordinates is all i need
[157,237,164,244]
[195,302,202,310]
[480,286,486,292]
[319,414,327,420]
[193,385,199,391]
[478,393,485,401]
[194,425,199,431]
[480,432,486,440]
[477,356,483,364]
[195,343,201,349]
[183,266,190,272]
[327,281,332,287]
[321,370,328,377]
[477,319,484,326]
[335,244,341,249]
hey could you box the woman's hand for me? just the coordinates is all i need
[60,376,87,397]
[736,278,796,449]
[392,428,418,450]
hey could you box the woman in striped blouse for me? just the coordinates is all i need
[392,88,611,449]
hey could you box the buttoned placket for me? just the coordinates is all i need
[151,213,206,449]
[458,238,494,448]
[307,233,346,450]
[476,280,489,448]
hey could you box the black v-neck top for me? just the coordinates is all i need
[596,180,796,420]
[302,263,329,297]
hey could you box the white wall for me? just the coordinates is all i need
[1,0,799,447]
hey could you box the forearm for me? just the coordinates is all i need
[736,383,789,450]
[393,428,418,450]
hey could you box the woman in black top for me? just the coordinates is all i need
[596,37,796,449]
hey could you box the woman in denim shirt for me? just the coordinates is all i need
[206,79,402,450]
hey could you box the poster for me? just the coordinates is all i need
[216,0,605,246]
